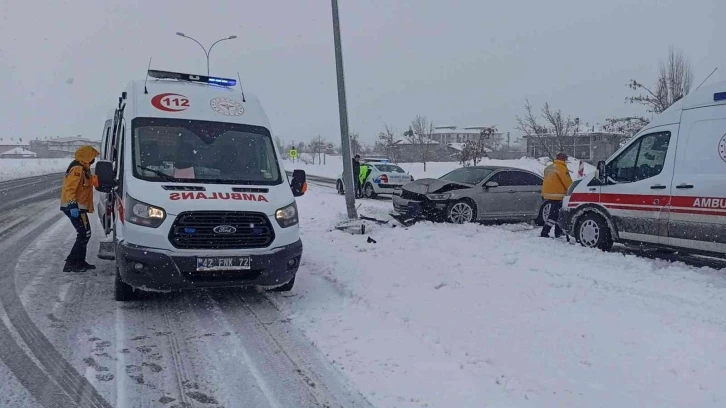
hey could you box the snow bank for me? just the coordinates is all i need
[284,154,595,181]
[271,186,726,408]
[0,158,68,181]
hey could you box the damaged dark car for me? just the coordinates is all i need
[392,166,548,224]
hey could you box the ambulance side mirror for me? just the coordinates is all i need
[291,169,307,197]
[94,160,116,193]
[596,160,606,184]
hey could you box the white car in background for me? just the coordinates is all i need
[336,160,414,198]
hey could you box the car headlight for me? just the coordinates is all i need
[126,195,166,228]
[566,179,582,196]
[275,202,299,228]
[426,193,452,201]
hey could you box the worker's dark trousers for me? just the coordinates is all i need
[540,200,563,238]
[63,210,91,265]
[354,179,362,198]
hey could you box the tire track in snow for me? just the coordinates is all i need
[0,214,113,408]
[208,288,374,408]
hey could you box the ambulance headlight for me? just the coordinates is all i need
[275,202,299,228]
[126,195,166,228]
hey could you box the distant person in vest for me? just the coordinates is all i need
[60,145,100,272]
[540,152,573,238]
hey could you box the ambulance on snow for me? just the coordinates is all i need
[94,70,307,301]
[560,80,726,258]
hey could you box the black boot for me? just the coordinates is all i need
[63,262,86,273]
[540,226,551,238]
[79,261,96,270]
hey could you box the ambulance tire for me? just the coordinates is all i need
[575,212,613,251]
[364,183,377,199]
[336,180,345,195]
[114,265,138,302]
[113,222,138,301]
[269,274,296,292]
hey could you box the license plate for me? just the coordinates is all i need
[196,257,251,271]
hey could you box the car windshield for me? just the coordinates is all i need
[373,164,405,173]
[439,167,494,185]
[131,117,281,185]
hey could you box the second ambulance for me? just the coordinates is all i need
[560,80,726,257]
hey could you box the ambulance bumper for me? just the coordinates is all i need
[116,240,302,291]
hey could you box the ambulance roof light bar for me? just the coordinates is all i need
[147,69,236,87]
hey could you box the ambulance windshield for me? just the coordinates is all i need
[131,117,282,185]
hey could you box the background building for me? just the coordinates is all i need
[524,127,625,164]
[29,137,101,158]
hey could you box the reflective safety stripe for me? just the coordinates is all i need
[60,202,89,210]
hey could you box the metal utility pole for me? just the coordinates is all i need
[331,0,358,219]
[176,32,237,75]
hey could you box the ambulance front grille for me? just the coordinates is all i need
[168,211,275,249]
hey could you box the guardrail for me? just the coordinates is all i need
[285,171,336,185]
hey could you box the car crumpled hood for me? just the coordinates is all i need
[402,178,472,194]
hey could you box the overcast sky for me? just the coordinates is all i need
[1,0,723,146]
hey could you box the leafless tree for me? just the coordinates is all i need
[603,116,649,144]
[406,115,436,171]
[309,135,327,164]
[377,123,399,162]
[627,46,693,114]
[516,100,578,160]
[459,127,497,166]
[349,132,362,156]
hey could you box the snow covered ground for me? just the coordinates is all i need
[270,184,726,408]
[0,158,69,181]
[284,154,595,181]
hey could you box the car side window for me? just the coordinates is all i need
[606,132,670,183]
[487,171,515,186]
[510,171,543,186]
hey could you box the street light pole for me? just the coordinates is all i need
[331,0,358,220]
[176,32,237,75]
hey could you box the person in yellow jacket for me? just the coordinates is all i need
[540,152,573,238]
[60,145,100,272]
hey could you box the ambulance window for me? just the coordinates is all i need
[607,132,670,183]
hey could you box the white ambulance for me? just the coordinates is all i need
[94,70,307,301]
[560,80,726,258]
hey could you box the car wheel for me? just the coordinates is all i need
[364,183,377,199]
[114,265,137,301]
[536,201,551,226]
[336,180,344,195]
[446,200,476,224]
[575,212,613,251]
[269,274,296,292]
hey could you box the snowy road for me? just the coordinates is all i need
[0,178,371,407]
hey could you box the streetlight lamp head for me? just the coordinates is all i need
[176,32,185,37]
[228,35,238,39]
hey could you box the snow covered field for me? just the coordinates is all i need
[0,158,68,181]
[271,184,726,408]
[284,154,594,181]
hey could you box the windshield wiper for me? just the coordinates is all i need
[136,166,176,181]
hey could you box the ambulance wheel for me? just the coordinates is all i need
[269,274,295,292]
[364,183,377,199]
[336,180,344,195]
[114,266,138,302]
[446,200,477,224]
[575,212,613,251]
[536,201,551,226]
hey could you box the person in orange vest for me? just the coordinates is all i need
[60,145,100,272]
[540,152,572,238]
